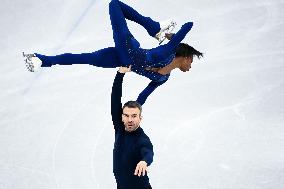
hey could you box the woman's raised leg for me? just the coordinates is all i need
[35,47,121,68]
[109,0,134,66]
[117,1,160,37]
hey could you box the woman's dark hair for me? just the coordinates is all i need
[175,43,203,59]
[123,101,142,115]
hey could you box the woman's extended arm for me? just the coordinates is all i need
[136,80,167,105]
[166,22,193,50]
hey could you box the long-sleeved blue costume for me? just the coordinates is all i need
[35,0,193,105]
[111,71,154,189]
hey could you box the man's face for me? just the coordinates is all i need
[180,56,193,72]
[122,107,142,132]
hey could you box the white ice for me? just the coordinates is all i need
[0,0,284,189]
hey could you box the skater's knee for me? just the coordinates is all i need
[109,0,117,8]
[109,0,122,12]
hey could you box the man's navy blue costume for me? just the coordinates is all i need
[111,71,154,189]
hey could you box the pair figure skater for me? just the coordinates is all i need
[23,0,203,106]
[24,1,203,188]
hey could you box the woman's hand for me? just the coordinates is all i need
[165,33,174,40]
[118,65,132,73]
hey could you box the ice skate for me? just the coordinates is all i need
[155,20,177,45]
[23,52,42,72]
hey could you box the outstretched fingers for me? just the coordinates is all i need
[134,161,148,177]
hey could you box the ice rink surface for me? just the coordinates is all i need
[0,0,283,188]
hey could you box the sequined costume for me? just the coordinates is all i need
[35,0,193,105]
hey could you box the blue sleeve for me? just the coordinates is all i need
[111,72,125,132]
[147,22,193,66]
[140,137,154,166]
[136,80,167,106]
[165,22,193,50]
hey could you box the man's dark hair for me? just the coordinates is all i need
[123,101,142,114]
[175,43,203,59]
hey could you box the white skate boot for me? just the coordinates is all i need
[155,19,177,45]
[23,52,42,72]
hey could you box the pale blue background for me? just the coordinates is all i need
[0,0,283,188]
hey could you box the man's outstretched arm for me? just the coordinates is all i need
[111,66,131,130]
[134,137,154,177]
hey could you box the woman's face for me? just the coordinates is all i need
[180,56,193,72]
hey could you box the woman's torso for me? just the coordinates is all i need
[125,34,174,82]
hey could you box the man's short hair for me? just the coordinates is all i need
[123,101,142,115]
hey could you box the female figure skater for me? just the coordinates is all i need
[23,0,203,105]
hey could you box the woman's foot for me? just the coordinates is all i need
[23,52,42,72]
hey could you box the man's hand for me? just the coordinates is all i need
[134,161,148,177]
[118,65,132,73]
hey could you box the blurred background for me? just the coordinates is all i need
[0,0,283,188]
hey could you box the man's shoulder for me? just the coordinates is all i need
[137,129,152,145]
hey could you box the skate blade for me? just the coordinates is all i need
[23,52,35,59]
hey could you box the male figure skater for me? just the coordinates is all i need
[111,66,153,189]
